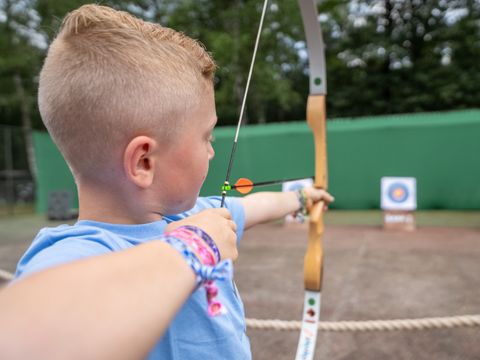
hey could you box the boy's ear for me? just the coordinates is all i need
[124,136,157,189]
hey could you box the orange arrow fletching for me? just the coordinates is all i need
[234,178,254,194]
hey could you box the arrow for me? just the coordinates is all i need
[221,176,314,194]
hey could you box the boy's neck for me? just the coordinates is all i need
[76,180,162,225]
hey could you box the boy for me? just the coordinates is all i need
[14,4,333,359]
[1,208,239,359]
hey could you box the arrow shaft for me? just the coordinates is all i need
[233,176,313,189]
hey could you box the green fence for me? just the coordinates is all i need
[34,132,77,213]
[33,109,480,213]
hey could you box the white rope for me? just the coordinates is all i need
[246,315,480,332]
[0,269,14,282]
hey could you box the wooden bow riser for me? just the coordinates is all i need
[304,94,327,292]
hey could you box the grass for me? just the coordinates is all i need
[0,203,35,217]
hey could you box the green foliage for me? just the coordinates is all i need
[0,0,479,129]
[0,0,41,127]
[323,0,480,117]
[36,0,95,41]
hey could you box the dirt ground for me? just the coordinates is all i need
[1,211,479,360]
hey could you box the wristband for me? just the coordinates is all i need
[165,227,232,317]
[292,188,308,223]
[171,227,215,266]
[181,225,221,262]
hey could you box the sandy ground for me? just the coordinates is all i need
[1,211,479,359]
[237,220,480,360]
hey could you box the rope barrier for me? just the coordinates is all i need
[246,315,480,332]
[0,269,14,282]
[1,268,478,332]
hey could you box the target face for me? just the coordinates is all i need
[388,183,409,203]
[381,177,417,210]
[282,178,313,193]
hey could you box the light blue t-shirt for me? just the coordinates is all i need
[15,196,251,360]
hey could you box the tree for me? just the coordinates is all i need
[115,0,310,125]
[0,0,44,180]
[323,0,480,117]
[1,0,479,133]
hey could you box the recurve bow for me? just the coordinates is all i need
[218,2,328,358]
[295,1,328,359]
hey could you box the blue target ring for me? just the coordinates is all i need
[387,182,409,203]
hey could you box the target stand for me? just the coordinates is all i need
[383,210,416,231]
[381,177,417,232]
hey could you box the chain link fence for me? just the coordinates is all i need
[0,125,35,216]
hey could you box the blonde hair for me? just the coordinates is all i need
[38,4,216,180]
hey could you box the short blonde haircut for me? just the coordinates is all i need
[38,4,216,180]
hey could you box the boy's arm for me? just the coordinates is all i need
[240,188,334,229]
[0,241,192,360]
[0,208,237,360]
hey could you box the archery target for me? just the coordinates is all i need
[282,178,313,193]
[381,177,417,210]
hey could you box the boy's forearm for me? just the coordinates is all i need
[240,191,299,229]
[0,241,195,360]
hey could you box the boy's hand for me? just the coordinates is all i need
[165,209,238,261]
[304,187,335,212]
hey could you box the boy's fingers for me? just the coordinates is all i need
[324,192,334,202]
[315,189,334,203]
[228,220,237,233]
[207,208,236,231]
[304,187,334,203]
[208,207,232,220]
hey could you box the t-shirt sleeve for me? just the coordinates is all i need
[15,228,116,280]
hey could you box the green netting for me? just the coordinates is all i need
[33,132,77,213]
[34,109,480,212]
